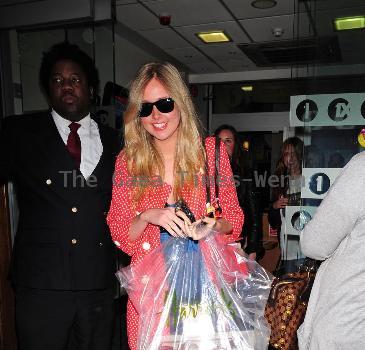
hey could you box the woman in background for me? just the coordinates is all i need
[214,124,264,261]
[268,136,304,274]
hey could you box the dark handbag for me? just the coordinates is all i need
[264,258,320,350]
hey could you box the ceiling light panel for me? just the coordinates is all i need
[197,31,231,43]
[334,16,365,31]
[176,21,250,46]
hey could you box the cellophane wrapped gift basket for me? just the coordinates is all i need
[117,227,273,350]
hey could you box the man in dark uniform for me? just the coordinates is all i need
[0,42,120,350]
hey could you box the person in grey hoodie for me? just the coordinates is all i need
[298,151,365,350]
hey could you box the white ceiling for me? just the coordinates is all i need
[116,0,365,75]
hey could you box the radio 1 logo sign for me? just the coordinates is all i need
[302,168,341,200]
[328,98,350,122]
[291,93,365,126]
[296,99,318,122]
[361,100,365,119]
[309,173,331,195]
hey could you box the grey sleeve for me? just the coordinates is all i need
[300,153,365,260]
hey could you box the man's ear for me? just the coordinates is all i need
[90,87,94,98]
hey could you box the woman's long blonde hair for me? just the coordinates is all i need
[123,62,206,204]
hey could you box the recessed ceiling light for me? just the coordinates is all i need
[241,86,253,92]
[251,0,277,9]
[334,16,365,31]
[196,31,231,44]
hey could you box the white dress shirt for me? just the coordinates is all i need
[52,110,103,179]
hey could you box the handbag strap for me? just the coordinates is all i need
[205,136,220,205]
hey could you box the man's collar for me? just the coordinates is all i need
[51,109,91,131]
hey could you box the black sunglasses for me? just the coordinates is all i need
[139,97,175,117]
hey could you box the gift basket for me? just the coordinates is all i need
[117,227,273,350]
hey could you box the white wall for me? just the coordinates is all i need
[114,34,160,89]
[189,64,365,85]
[191,85,209,134]
[211,111,289,133]
[95,25,164,93]
[17,29,65,113]
[9,30,23,114]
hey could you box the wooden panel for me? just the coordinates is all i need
[0,185,17,350]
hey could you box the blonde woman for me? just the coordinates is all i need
[107,62,243,350]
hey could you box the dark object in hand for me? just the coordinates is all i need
[175,199,196,223]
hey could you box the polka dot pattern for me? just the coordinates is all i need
[107,136,244,350]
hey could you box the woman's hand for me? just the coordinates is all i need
[273,195,288,209]
[181,216,217,241]
[140,208,188,238]
[248,252,257,260]
[175,210,221,241]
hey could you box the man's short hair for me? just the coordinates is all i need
[39,42,99,97]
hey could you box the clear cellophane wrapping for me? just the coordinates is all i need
[117,230,273,350]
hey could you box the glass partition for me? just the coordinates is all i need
[284,0,365,263]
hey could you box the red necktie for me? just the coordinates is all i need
[67,122,81,168]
